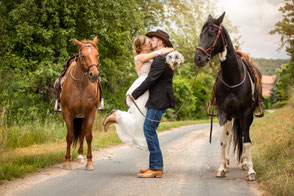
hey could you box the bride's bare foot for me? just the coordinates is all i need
[103,110,117,132]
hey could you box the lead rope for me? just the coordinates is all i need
[128,69,201,123]
[209,104,214,143]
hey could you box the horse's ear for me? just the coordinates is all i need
[215,12,226,25]
[74,38,83,47]
[207,14,213,21]
[93,36,98,44]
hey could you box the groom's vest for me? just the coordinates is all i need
[132,54,175,110]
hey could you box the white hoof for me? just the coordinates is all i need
[248,173,256,181]
[76,155,85,164]
[86,164,95,171]
[224,166,229,173]
[216,170,226,178]
[63,163,72,170]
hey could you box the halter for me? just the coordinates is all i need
[78,44,101,75]
[197,23,226,58]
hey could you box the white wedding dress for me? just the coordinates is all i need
[115,55,152,150]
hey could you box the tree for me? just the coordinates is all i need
[269,0,294,102]
[0,0,145,123]
[270,0,294,59]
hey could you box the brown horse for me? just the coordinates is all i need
[60,37,101,170]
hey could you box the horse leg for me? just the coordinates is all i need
[241,111,256,181]
[76,133,85,164]
[85,132,94,170]
[216,120,232,177]
[241,143,248,171]
[63,111,74,170]
[84,115,95,171]
[225,119,233,172]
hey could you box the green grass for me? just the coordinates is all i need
[0,152,67,182]
[251,92,294,195]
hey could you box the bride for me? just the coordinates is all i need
[103,35,173,149]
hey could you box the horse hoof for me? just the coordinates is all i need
[76,155,85,164]
[86,164,95,171]
[224,167,229,173]
[63,163,72,170]
[216,170,226,178]
[241,164,248,171]
[77,158,85,164]
[248,173,256,181]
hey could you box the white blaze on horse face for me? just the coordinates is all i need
[218,46,227,62]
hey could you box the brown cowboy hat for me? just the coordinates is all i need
[146,30,173,48]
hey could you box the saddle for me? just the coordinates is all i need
[60,55,78,77]
[237,53,264,117]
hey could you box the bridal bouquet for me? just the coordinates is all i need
[166,51,184,70]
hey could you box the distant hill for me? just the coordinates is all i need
[252,58,289,75]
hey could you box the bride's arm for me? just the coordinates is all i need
[135,47,174,73]
[138,47,174,63]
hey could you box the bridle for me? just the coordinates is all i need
[196,23,247,89]
[196,23,226,58]
[78,43,101,76]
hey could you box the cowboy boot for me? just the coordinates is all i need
[137,169,163,178]
[103,110,117,132]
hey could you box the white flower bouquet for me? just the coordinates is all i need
[166,51,184,70]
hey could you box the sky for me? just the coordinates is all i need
[215,0,289,59]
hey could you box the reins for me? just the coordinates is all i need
[128,68,201,123]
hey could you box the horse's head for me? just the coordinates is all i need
[74,37,100,83]
[194,12,226,67]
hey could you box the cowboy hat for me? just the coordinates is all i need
[146,30,173,48]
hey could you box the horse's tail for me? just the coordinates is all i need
[233,118,243,162]
[73,118,83,148]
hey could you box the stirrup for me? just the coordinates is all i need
[98,98,105,110]
[54,100,62,112]
[254,104,264,118]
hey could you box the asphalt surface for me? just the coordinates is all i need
[11,123,262,196]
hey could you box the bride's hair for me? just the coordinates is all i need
[133,35,148,55]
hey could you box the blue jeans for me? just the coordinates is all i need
[144,108,165,170]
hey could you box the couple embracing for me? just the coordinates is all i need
[103,30,176,178]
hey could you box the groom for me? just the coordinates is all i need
[129,30,175,178]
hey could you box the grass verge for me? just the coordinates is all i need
[251,95,294,195]
[0,117,209,184]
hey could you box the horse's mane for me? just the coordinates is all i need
[78,40,98,50]
[221,26,234,50]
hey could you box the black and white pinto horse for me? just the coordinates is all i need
[194,12,262,181]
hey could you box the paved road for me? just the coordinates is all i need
[10,123,262,196]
